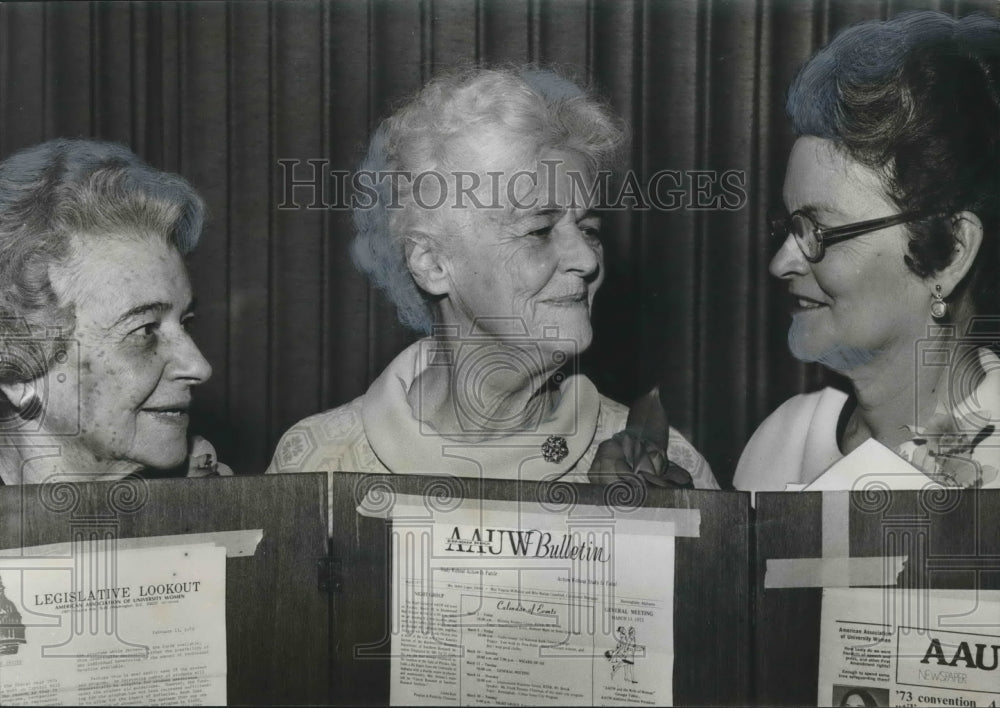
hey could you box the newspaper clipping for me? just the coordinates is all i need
[0,543,227,706]
[386,500,684,706]
[819,588,1000,707]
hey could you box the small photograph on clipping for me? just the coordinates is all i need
[832,684,889,707]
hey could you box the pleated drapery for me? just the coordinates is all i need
[1,0,995,487]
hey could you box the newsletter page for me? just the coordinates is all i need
[819,588,1000,707]
[387,502,682,706]
[0,543,227,706]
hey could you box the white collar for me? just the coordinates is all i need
[361,339,601,480]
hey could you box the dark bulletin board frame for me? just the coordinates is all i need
[0,474,330,706]
[327,473,751,707]
[754,489,1000,707]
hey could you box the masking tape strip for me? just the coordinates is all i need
[822,491,850,558]
[765,555,907,588]
[0,529,264,561]
[765,491,905,587]
[357,491,701,537]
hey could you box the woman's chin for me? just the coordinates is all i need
[788,332,880,372]
[571,327,593,354]
[126,434,190,472]
[145,446,190,471]
[536,325,592,365]
[535,313,594,352]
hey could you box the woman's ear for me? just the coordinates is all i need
[404,232,450,296]
[936,211,984,297]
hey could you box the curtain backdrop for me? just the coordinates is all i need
[1,0,995,487]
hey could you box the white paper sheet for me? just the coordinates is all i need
[385,501,679,706]
[0,543,227,706]
[819,588,1000,707]
[799,439,943,492]
[0,529,263,560]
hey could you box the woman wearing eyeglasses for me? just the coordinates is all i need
[734,11,1000,491]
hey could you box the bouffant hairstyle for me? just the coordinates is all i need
[787,11,1000,314]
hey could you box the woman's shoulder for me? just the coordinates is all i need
[757,387,848,437]
[266,396,385,474]
[596,394,629,435]
[734,387,848,491]
[664,426,719,490]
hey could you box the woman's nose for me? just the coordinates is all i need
[167,331,212,385]
[557,223,601,277]
[769,234,810,279]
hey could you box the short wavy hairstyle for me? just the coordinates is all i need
[351,67,627,332]
[0,138,204,394]
[787,10,1000,315]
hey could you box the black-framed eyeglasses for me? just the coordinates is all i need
[768,208,941,263]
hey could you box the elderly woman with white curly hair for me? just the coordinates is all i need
[268,67,717,488]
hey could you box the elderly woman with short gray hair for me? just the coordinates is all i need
[0,138,228,484]
[269,67,717,488]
